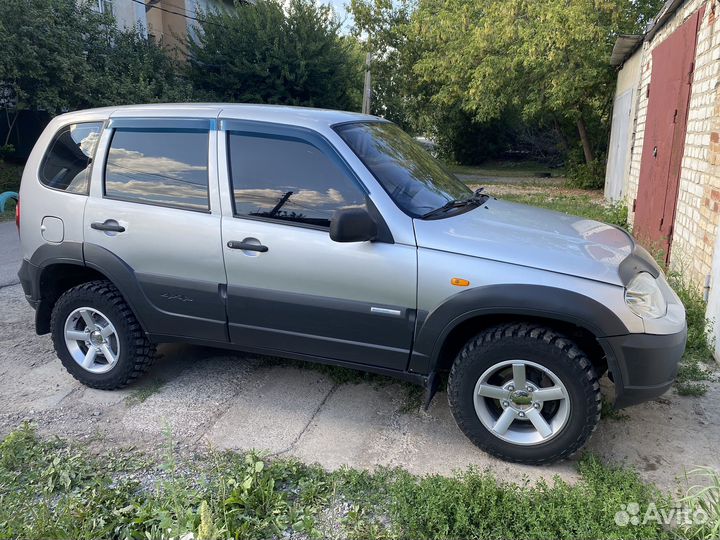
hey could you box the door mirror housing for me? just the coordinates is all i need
[330,208,378,243]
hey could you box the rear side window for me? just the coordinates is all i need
[39,122,103,194]
[228,132,366,228]
[104,129,209,211]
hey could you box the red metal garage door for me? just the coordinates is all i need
[635,10,702,262]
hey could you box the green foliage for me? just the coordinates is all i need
[0,424,681,540]
[666,270,715,396]
[349,0,422,128]
[566,159,607,190]
[680,467,720,540]
[431,106,519,165]
[382,0,662,162]
[187,0,363,111]
[601,397,630,421]
[0,0,188,114]
[0,161,22,193]
[335,455,670,539]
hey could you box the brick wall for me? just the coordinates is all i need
[625,0,720,286]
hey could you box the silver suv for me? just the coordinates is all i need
[17,104,687,464]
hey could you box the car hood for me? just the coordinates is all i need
[413,198,634,286]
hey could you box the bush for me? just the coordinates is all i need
[566,159,606,190]
[187,0,363,110]
[667,270,715,396]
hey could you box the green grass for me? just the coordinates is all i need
[449,160,564,178]
[601,397,630,421]
[667,270,716,396]
[0,424,679,540]
[125,378,165,406]
[680,467,720,540]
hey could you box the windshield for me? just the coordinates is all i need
[334,122,472,217]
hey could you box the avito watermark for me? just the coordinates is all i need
[615,501,708,527]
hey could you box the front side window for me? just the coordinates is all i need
[40,122,103,194]
[104,129,209,211]
[334,122,471,217]
[228,132,366,228]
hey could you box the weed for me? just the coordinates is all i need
[0,425,686,539]
[679,466,720,540]
[399,384,425,414]
[667,270,716,396]
[601,397,629,421]
[126,378,165,406]
[566,159,606,190]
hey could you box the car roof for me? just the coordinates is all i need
[55,103,381,130]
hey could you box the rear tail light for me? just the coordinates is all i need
[15,198,19,231]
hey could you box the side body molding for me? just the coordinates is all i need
[408,284,632,375]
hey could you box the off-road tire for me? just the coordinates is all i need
[51,280,155,389]
[448,322,601,464]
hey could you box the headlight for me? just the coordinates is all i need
[625,272,667,318]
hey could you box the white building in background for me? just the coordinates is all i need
[93,0,235,52]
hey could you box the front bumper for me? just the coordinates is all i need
[599,325,687,408]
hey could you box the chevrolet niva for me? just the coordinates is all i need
[17,104,686,464]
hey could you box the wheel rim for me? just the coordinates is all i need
[63,307,120,374]
[473,359,570,446]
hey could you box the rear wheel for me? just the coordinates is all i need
[51,280,155,389]
[448,323,601,464]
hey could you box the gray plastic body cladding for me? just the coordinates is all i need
[618,243,661,284]
[84,243,228,342]
[227,285,415,370]
[599,327,687,408]
[21,242,85,333]
[409,284,631,374]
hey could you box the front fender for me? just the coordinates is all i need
[408,284,631,375]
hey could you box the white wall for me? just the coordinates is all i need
[605,49,642,202]
[707,222,720,361]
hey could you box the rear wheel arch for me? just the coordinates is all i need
[35,263,110,334]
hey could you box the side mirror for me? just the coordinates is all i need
[330,208,378,243]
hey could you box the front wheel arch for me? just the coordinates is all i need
[434,314,609,380]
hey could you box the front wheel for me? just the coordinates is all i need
[448,323,601,464]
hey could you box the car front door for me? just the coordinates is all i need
[218,120,417,370]
[84,116,228,343]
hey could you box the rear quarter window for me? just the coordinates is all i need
[39,122,103,194]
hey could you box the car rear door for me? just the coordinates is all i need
[218,119,417,370]
[84,115,228,342]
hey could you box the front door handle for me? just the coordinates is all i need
[91,220,125,233]
[227,240,268,252]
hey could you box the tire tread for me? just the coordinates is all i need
[448,322,601,464]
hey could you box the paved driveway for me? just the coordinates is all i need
[0,222,718,492]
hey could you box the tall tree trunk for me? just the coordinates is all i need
[576,115,594,164]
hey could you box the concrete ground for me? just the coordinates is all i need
[1,220,718,493]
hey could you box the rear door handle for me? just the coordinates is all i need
[227,240,268,252]
[91,220,125,233]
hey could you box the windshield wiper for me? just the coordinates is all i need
[421,188,488,219]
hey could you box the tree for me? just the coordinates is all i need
[0,0,190,155]
[349,0,418,127]
[187,0,363,110]
[410,0,664,164]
